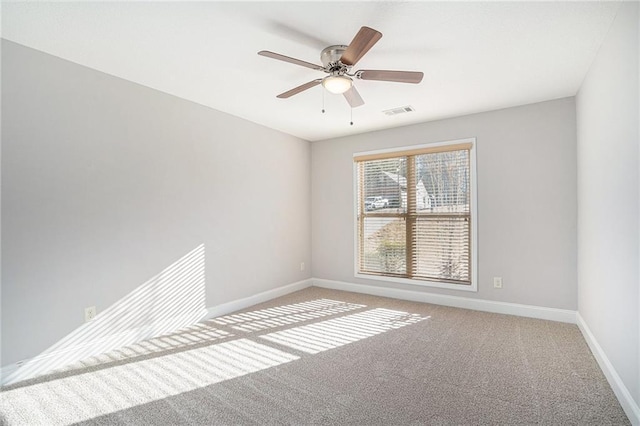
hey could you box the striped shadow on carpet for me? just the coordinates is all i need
[0,287,629,425]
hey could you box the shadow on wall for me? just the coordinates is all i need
[2,244,208,386]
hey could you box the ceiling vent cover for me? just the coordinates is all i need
[383,105,415,116]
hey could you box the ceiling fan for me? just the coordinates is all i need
[258,26,424,108]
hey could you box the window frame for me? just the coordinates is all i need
[353,138,478,292]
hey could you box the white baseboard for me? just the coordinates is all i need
[4,277,636,424]
[1,278,313,387]
[313,278,577,324]
[205,278,313,319]
[577,313,640,425]
[1,310,208,386]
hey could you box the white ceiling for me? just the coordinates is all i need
[2,1,620,141]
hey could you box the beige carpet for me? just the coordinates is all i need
[0,287,630,425]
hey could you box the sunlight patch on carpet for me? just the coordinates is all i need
[0,339,299,425]
[211,298,366,332]
[259,308,428,354]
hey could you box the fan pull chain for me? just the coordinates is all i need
[350,107,354,126]
[321,89,325,114]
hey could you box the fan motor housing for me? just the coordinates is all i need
[321,45,349,69]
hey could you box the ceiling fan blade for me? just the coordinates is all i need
[258,51,324,71]
[343,86,365,108]
[277,79,322,99]
[357,70,424,84]
[340,26,383,66]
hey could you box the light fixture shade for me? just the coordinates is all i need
[322,75,353,94]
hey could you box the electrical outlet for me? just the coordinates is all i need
[493,277,503,289]
[85,306,97,322]
[300,262,305,271]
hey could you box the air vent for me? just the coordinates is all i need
[383,105,415,116]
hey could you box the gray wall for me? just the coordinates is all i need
[576,1,639,406]
[1,41,312,367]
[312,98,577,310]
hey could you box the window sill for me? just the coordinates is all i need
[354,272,477,292]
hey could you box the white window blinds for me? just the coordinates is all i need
[355,142,473,285]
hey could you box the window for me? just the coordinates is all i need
[354,139,477,291]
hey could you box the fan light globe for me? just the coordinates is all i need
[322,75,353,94]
